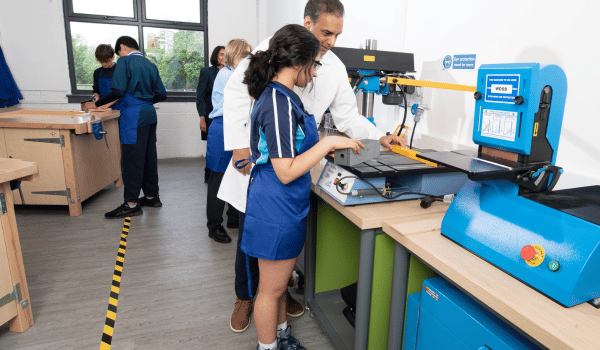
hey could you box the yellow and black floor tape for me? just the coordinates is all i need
[100,217,131,350]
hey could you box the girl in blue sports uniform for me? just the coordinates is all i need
[241,24,364,350]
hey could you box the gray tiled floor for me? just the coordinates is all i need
[0,158,336,350]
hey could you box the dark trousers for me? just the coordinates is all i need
[121,123,159,203]
[206,171,239,232]
[234,212,259,300]
[204,167,212,183]
[202,117,213,182]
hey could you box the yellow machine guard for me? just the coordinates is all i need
[390,146,438,167]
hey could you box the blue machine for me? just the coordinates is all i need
[419,63,600,307]
[316,159,467,206]
[404,277,542,350]
[316,47,468,206]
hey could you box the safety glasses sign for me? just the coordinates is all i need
[443,54,476,69]
[485,74,520,103]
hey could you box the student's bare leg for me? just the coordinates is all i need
[254,256,298,344]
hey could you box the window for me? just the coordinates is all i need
[64,0,208,101]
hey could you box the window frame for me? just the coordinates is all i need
[63,0,208,102]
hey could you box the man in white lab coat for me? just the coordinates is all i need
[220,0,407,335]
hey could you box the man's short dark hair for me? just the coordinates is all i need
[115,36,139,55]
[304,0,345,23]
[209,45,225,67]
[95,44,114,63]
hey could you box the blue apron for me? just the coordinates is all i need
[98,66,123,110]
[98,67,112,99]
[111,52,151,145]
[206,116,232,172]
[115,93,152,145]
[241,83,319,261]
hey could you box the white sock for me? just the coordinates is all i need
[128,203,137,208]
[277,321,288,337]
[258,340,278,350]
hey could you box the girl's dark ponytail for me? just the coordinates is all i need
[243,24,321,100]
[244,50,276,100]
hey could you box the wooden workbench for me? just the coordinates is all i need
[0,109,122,216]
[0,158,37,332]
[383,218,600,350]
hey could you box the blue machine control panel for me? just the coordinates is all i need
[472,63,567,163]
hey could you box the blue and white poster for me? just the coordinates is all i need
[452,54,476,69]
[443,54,476,69]
[485,74,520,103]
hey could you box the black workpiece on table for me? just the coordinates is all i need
[327,150,456,178]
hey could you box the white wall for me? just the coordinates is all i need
[403,0,600,184]
[2,0,599,184]
[0,0,259,159]
[262,0,305,39]
[0,1,71,106]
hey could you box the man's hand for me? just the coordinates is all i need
[200,116,207,133]
[92,93,100,102]
[379,134,407,149]
[231,148,252,176]
[82,101,96,112]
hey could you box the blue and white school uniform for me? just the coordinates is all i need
[206,66,234,172]
[241,82,319,261]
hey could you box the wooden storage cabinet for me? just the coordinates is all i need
[0,109,122,216]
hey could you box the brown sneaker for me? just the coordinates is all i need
[285,290,304,318]
[230,298,253,333]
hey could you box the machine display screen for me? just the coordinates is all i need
[485,74,519,103]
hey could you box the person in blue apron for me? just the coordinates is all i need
[197,45,225,183]
[84,36,167,219]
[241,24,364,350]
[91,44,119,109]
[205,39,252,243]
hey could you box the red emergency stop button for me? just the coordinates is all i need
[521,245,536,261]
[521,244,546,267]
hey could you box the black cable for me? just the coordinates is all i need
[410,121,418,149]
[396,89,407,137]
[335,175,442,201]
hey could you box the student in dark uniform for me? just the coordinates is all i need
[197,45,225,183]
[92,44,117,107]
[83,36,167,219]
[242,24,363,350]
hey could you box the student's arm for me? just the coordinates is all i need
[95,60,127,107]
[259,92,363,184]
[196,68,209,116]
[196,68,209,131]
[92,68,100,96]
[152,73,167,104]
[271,136,363,184]
[95,89,124,107]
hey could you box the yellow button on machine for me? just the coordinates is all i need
[521,244,545,267]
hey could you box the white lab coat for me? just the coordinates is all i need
[217,37,385,213]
